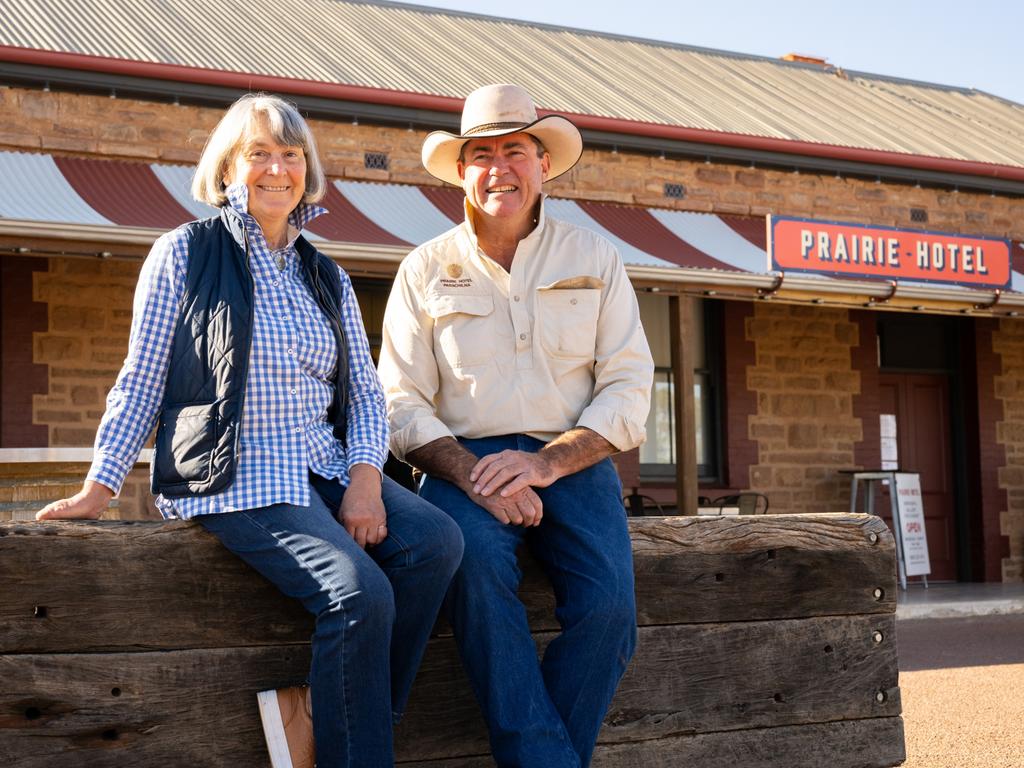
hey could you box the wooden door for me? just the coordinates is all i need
[878,373,958,581]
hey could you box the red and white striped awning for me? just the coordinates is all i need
[0,150,767,274]
[4,151,1023,306]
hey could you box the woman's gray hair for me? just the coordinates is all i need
[191,93,327,207]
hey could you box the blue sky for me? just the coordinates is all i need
[395,0,1022,105]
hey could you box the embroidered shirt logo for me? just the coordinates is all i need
[441,262,473,288]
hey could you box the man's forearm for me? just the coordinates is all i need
[406,437,478,492]
[470,426,618,499]
[538,427,617,481]
[409,436,545,527]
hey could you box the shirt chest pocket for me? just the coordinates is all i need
[426,293,495,368]
[535,286,602,359]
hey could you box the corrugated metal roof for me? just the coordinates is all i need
[2,0,1023,168]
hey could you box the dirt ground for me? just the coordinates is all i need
[897,615,1024,768]
[900,664,1024,767]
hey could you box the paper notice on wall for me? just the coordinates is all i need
[894,473,931,578]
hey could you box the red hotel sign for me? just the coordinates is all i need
[768,216,1011,289]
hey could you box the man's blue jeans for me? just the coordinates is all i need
[197,475,463,768]
[420,435,637,768]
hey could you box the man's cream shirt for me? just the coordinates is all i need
[379,198,654,460]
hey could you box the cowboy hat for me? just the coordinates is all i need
[422,83,583,187]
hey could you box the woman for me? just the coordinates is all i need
[37,93,463,768]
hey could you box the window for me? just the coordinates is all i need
[642,368,675,466]
[637,294,720,481]
[692,301,720,479]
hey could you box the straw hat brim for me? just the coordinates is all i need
[422,114,583,187]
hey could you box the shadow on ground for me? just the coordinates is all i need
[897,614,1024,671]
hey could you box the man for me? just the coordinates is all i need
[378,83,654,768]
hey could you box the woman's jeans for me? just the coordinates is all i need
[197,474,463,768]
[420,435,637,768]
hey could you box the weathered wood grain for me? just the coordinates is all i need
[0,514,896,653]
[0,614,899,765]
[0,644,308,768]
[0,520,313,653]
[395,614,900,760]
[397,717,906,768]
[549,512,897,627]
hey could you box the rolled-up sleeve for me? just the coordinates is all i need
[86,232,185,493]
[336,266,389,475]
[576,248,654,451]
[378,257,454,461]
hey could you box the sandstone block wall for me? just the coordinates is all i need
[744,304,863,515]
[991,320,1024,581]
[29,257,156,519]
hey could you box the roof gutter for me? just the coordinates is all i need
[628,265,1023,314]
[3,45,1023,186]
[0,218,409,263]
[3,218,1019,315]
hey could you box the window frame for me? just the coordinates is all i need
[639,298,723,484]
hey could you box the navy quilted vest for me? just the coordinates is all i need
[152,206,348,497]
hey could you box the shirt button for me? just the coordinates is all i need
[294,427,302,433]
[273,280,280,287]
[519,333,527,341]
[513,295,521,302]
[287,348,295,355]
[290,388,297,395]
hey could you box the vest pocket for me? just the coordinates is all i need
[155,402,217,486]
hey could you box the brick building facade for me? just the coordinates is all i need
[1,53,1022,580]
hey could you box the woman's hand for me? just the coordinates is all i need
[35,480,114,520]
[337,464,386,548]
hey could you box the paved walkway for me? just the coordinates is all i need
[895,581,1024,620]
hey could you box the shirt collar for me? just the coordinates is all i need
[461,193,549,251]
[225,182,328,233]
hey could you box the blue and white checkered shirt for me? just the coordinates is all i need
[87,184,389,520]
